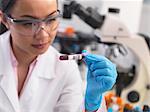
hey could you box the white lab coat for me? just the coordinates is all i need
[0,31,107,112]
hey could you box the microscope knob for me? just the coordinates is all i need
[143,105,150,111]
[146,84,150,90]
[127,91,140,103]
[108,8,120,14]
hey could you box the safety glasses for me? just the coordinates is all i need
[4,10,62,36]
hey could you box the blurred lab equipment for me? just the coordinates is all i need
[105,92,150,112]
[53,0,150,107]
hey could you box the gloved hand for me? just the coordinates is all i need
[83,51,118,111]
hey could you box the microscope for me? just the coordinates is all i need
[55,0,150,106]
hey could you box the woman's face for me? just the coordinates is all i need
[7,0,59,56]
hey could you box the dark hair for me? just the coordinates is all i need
[0,0,59,35]
[0,0,16,34]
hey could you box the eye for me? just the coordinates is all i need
[22,22,33,27]
[46,18,56,24]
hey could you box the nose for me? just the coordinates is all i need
[34,24,50,39]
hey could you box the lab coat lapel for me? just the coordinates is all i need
[0,31,20,112]
[19,46,57,110]
[35,47,57,80]
[0,72,20,112]
[21,47,57,99]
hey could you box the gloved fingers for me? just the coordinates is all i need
[92,68,115,78]
[96,76,116,90]
[83,54,109,66]
[85,54,108,62]
[90,61,113,72]
[86,70,94,79]
[86,68,110,80]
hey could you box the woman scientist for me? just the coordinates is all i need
[0,0,117,112]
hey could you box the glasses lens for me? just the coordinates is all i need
[46,18,59,31]
[10,21,35,36]
[32,17,59,35]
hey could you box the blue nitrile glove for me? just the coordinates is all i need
[83,51,118,111]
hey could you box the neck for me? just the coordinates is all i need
[10,38,37,66]
[14,48,37,66]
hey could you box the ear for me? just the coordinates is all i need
[0,10,10,29]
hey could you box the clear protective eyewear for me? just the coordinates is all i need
[4,10,62,36]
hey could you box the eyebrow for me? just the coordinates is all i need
[19,10,58,19]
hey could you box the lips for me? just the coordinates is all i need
[31,42,49,49]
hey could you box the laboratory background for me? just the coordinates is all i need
[53,0,150,111]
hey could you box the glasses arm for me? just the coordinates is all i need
[4,10,62,24]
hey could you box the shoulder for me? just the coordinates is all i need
[0,31,10,43]
[0,31,10,39]
[0,31,11,52]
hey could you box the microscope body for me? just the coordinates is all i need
[98,14,150,106]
